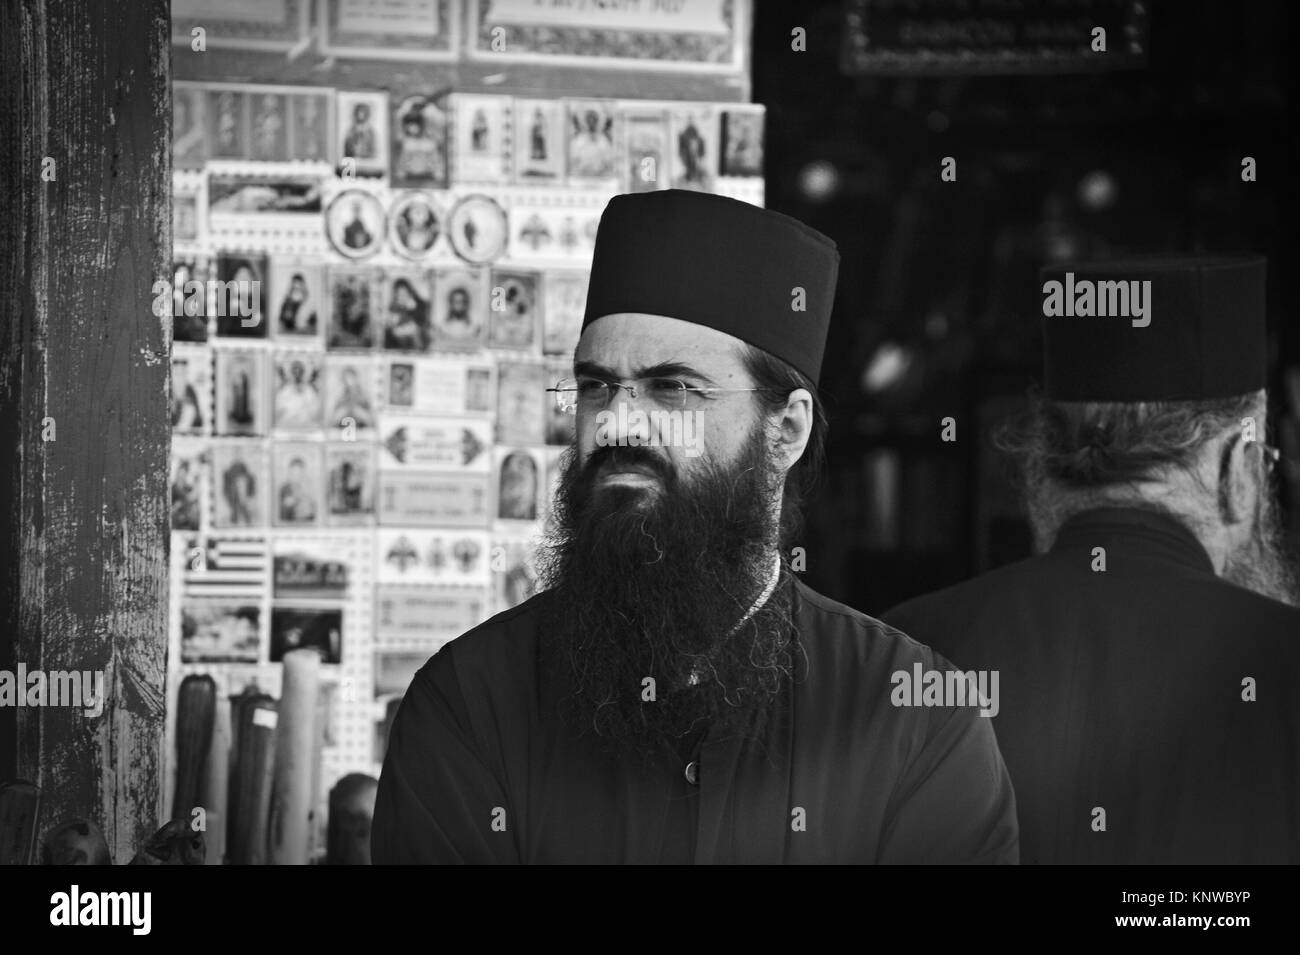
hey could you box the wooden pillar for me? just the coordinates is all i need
[0,0,171,862]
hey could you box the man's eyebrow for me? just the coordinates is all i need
[573,359,718,386]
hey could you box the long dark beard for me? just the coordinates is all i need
[536,427,798,763]
[1223,483,1300,608]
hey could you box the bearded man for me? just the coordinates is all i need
[372,189,1019,864]
[887,255,1300,864]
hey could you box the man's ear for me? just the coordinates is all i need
[773,388,813,472]
[1218,432,1259,526]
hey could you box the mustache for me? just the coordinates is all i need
[582,445,675,484]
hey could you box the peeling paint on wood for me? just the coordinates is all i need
[0,0,171,864]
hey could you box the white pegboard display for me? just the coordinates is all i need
[165,79,766,860]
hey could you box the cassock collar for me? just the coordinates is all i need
[1051,506,1215,575]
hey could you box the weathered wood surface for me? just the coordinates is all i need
[0,0,171,863]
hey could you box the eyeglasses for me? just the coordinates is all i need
[546,376,763,415]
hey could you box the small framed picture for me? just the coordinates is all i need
[431,268,486,350]
[207,88,249,160]
[172,0,311,52]
[447,193,508,265]
[513,99,564,183]
[326,189,386,260]
[214,253,268,338]
[452,94,510,184]
[487,269,540,351]
[720,107,765,178]
[545,357,575,446]
[272,352,325,432]
[173,83,207,168]
[173,193,202,244]
[623,108,668,193]
[393,94,450,188]
[249,91,290,162]
[566,99,619,185]
[319,0,459,62]
[172,257,209,343]
[492,538,539,614]
[389,192,443,261]
[326,444,375,526]
[272,442,323,527]
[170,441,205,532]
[273,537,350,600]
[270,607,343,664]
[171,349,211,435]
[269,259,325,340]
[324,356,375,432]
[289,91,334,164]
[495,362,547,445]
[327,266,379,350]
[337,90,389,178]
[670,106,718,192]
[209,175,324,216]
[210,441,267,529]
[215,350,266,437]
[181,601,261,664]
[495,446,543,522]
[542,271,588,356]
[381,270,434,352]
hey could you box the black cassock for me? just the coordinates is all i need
[373,577,1018,864]
[885,507,1300,864]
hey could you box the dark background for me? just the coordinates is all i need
[754,0,1299,612]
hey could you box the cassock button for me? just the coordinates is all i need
[684,760,699,786]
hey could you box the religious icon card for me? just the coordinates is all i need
[172,82,207,167]
[381,269,435,353]
[513,98,565,183]
[392,93,450,188]
[248,89,290,162]
[326,266,380,350]
[541,270,588,356]
[289,89,334,163]
[210,440,268,528]
[325,189,387,260]
[213,252,269,338]
[669,105,719,192]
[207,87,249,160]
[337,89,390,178]
[495,362,547,445]
[325,443,376,527]
[323,355,376,433]
[494,446,544,523]
[170,345,211,436]
[271,351,325,432]
[623,107,669,193]
[487,269,541,352]
[720,106,765,178]
[566,98,620,186]
[452,93,511,184]
[271,442,323,528]
[268,258,325,341]
[215,349,267,437]
[430,267,487,350]
[389,191,444,261]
